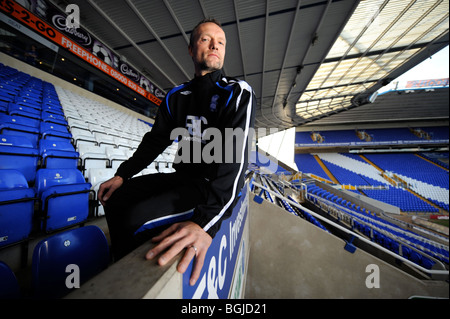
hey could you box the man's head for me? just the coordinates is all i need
[188,19,226,77]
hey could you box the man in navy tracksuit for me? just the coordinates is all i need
[98,19,255,286]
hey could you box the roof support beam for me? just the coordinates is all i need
[267,0,304,128]
[124,0,191,82]
[284,0,333,123]
[86,0,177,88]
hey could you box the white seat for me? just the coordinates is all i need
[140,162,158,175]
[78,144,108,174]
[114,137,131,150]
[159,162,175,173]
[94,132,116,148]
[87,168,116,216]
[105,147,128,169]
[71,127,97,147]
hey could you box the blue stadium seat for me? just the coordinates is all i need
[0,134,39,183]
[0,170,35,248]
[39,140,79,169]
[41,111,68,126]
[7,103,41,121]
[0,113,40,129]
[41,103,64,117]
[32,225,110,298]
[0,90,15,104]
[0,118,40,147]
[40,122,72,142]
[0,261,20,299]
[35,168,91,232]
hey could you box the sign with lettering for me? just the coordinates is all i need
[0,0,164,106]
[182,183,249,299]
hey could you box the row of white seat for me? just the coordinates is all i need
[56,86,151,138]
[51,87,180,190]
[79,144,176,171]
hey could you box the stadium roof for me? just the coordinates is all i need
[51,0,449,130]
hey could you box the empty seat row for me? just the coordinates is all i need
[0,133,78,183]
[307,184,449,267]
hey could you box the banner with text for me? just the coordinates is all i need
[0,0,164,106]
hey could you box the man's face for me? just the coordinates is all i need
[189,22,226,76]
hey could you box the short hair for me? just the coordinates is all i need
[189,18,222,48]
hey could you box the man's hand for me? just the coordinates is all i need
[145,221,212,286]
[97,176,124,206]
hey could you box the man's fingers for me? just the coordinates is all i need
[151,223,179,243]
[189,250,206,286]
[157,236,190,266]
[145,221,212,286]
[145,225,184,260]
[176,245,197,274]
[98,176,123,206]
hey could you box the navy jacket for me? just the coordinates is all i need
[115,70,256,237]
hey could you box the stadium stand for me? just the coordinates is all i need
[0,0,449,300]
[304,183,449,268]
[0,62,448,298]
[292,151,449,214]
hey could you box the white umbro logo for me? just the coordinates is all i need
[180,91,192,95]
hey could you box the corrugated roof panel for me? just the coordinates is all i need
[92,0,153,44]
[201,0,236,24]
[235,0,266,20]
[221,24,244,78]
[132,0,181,38]
[167,0,206,34]
[265,12,296,71]
[240,18,265,75]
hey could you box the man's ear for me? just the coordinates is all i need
[188,45,194,58]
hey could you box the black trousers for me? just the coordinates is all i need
[104,172,208,261]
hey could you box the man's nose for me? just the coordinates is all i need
[210,39,219,50]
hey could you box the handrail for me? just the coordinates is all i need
[251,181,449,277]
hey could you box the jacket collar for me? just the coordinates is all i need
[192,69,223,86]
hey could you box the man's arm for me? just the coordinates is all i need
[98,94,175,203]
[114,96,175,181]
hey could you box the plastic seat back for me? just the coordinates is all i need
[35,168,91,232]
[0,144,39,183]
[32,225,110,298]
[0,170,35,247]
[0,134,34,148]
[0,169,28,190]
[0,261,20,299]
[35,168,85,196]
[0,122,40,147]
[0,114,40,128]
[39,139,75,153]
[39,140,78,169]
